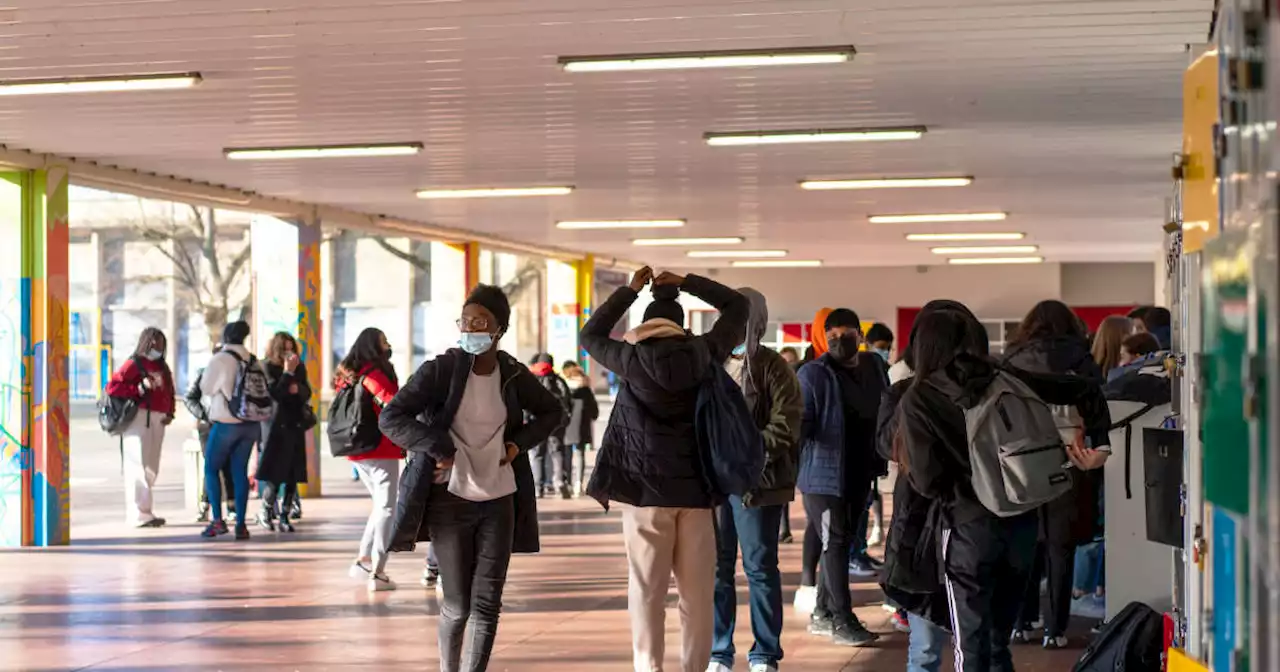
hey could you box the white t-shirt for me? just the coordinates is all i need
[447,370,516,502]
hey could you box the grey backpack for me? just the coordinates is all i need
[964,371,1073,517]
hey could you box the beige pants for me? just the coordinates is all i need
[622,506,715,672]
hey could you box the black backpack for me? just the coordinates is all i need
[693,366,766,497]
[326,376,383,458]
[1073,601,1164,672]
[98,355,145,435]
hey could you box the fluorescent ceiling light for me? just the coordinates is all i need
[870,212,1006,224]
[706,126,925,146]
[905,232,1026,242]
[801,177,973,190]
[416,186,574,199]
[948,256,1044,265]
[559,46,855,72]
[687,250,788,258]
[931,245,1039,255]
[632,237,744,247]
[556,219,685,230]
[0,72,201,96]
[225,143,423,160]
[731,260,823,268]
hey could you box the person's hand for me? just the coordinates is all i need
[629,266,654,292]
[162,415,174,426]
[1066,442,1109,471]
[653,271,685,287]
[146,371,164,389]
[433,457,455,483]
[499,442,519,466]
[284,353,300,374]
[288,383,299,395]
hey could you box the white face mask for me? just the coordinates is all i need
[146,349,163,361]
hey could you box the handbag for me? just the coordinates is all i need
[298,404,318,431]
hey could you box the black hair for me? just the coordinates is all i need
[1122,332,1162,357]
[465,284,512,331]
[1127,306,1151,321]
[866,323,893,344]
[531,352,554,366]
[1143,306,1172,330]
[339,327,396,384]
[134,327,167,358]
[910,310,978,384]
[644,284,685,324]
[824,308,862,332]
[1010,300,1085,346]
[222,320,251,346]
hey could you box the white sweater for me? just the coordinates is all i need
[199,344,253,424]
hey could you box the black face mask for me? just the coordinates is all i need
[828,334,861,363]
[384,347,393,360]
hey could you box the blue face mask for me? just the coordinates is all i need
[459,332,494,355]
[731,343,748,357]
[873,348,890,363]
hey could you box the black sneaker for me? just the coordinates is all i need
[808,615,834,636]
[832,622,879,647]
[278,518,296,533]
[257,511,276,532]
[201,520,229,538]
[234,525,251,541]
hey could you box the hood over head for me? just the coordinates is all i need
[810,308,834,357]
[736,287,768,353]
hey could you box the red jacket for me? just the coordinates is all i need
[340,365,403,461]
[105,356,176,417]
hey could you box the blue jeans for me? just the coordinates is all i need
[908,612,948,672]
[1073,540,1105,593]
[711,496,785,667]
[205,422,258,528]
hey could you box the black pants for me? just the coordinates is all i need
[801,514,821,586]
[1019,541,1075,637]
[943,512,1039,672]
[426,485,515,672]
[803,481,872,627]
[779,502,792,540]
[259,481,298,520]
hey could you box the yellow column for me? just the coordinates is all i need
[575,255,594,368]
[463,242,481,292]
[296,216,323,498]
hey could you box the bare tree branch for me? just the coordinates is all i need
[373,237,430,271]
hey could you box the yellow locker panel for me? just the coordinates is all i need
[1182,50,1219,253]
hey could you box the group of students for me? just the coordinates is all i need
[104,269,1169,672]
[105,322,314,538]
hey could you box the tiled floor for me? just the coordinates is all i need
[2,408,1086,670]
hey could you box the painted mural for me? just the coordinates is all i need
[297,220,322,496]
[0,174,24,547]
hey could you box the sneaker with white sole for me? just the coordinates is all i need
[792,585,817,615]
[368,574,398,593]
[349,561,372,580]
[1043,635,1068,650]
[749,664,778,672]
[421,567,439,588]
[706,663,732,672]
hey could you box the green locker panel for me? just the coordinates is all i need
[1201,234,1252,515]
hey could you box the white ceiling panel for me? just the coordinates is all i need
[0,0,1211,266]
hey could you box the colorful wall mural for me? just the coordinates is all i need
[297,219,322,496]
[0,169,71,547]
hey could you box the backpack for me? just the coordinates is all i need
[98,355,145,435]
[694,365,766,497]
[1073,601,1164,672]
[963,370,1073,517]
[226,351,274,423]
[327,377,384,458]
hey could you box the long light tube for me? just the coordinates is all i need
[870,212,1006,224]
[417,186,574,199]
[706,126,924,146]
[0,72,202,96]
[225,143,423,160]
[801,177,973,190]
[559,46,855,73]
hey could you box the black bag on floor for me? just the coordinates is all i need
[1073,601,1163,672]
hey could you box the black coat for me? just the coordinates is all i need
[256,362,312,485]
[1002,336,1106,546]
[563,385,599,446]
[581,274,749,509]
[378,349,565,554]
[740,346,803,508]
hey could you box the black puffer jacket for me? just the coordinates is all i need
[581,275,748,509]
[379,349,565,554]
[1002,336,1105,546]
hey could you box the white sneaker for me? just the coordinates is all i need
[706,663,732,672]
[749,665,778,672]
[792,585,817,615]
[368,574,398,593]
[868,524,884,547]
[348,561,372,580]
[1043,635,1068,650]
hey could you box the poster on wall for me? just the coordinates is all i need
[250,215,299,352]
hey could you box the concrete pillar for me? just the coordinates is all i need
[0,167,71,547]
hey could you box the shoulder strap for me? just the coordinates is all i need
[1112,403,1156,500]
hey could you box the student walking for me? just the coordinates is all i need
[529,353,572,498]
[796,308,886,647]
[708,288,802,672]
[255,332,313,533]
[896,308,1112,672]
[561,361,599,497]
[185,346,236,523]
[105,327,176,528]
[199,321,269,540]
[381,285,564,672]
[335,328,402,592]
[582,266,748,672]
